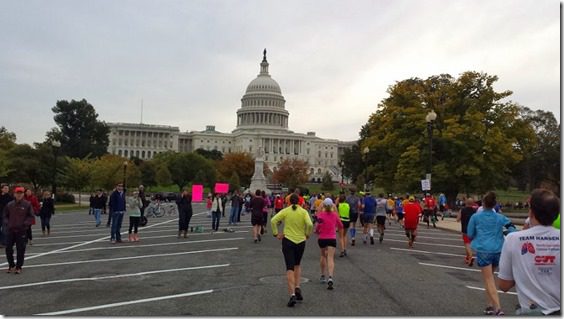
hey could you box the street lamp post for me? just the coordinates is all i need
[363,146,370,192]
[425,110,437,191]
[51,140,61,203]
[123,161,128,190]
[339,160,345,189]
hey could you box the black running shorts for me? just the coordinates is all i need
[349,212,359,223]
[362,214,375,224]
[251,213,263,226]
[317,238,337,248]
[376,215,386,226]
[341,221,350,229]
[282,238,306,271]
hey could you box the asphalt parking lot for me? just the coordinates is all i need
[0,203,519,316]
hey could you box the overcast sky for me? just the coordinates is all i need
[0,0,560,145]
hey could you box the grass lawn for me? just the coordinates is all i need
[55,203,89,213]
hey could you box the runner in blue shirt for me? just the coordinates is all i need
[395,197,404,228]
[360,192,376,245]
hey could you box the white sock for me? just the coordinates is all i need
[369,229,374,237]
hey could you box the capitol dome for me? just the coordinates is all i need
[235,49,289,131]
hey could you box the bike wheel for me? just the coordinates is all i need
[155,206,165,218]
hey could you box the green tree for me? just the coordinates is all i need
[63,158,93,206]
[321,171,335,191]
[513,107,560,193]
[48,99,109,159]
[90,155,132,190]
[216,152,255,187]
[6,144,54,190]
[195,148,223,161]
[227,171,241,192]
[361,72,531,206]
[0,127,17,179]
[272,158,309,189]
[162,152,216,191]
[139,161,158,188]
[155,164,172,186]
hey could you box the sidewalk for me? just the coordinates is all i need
[432,217,523,233]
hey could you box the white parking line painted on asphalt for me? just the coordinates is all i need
[390,247,465,257]
[36,289,214,315]
[23,237,246,255]
[0,218,176,268]
[466,285,517,295]
[384,231,461,242]
[385,238,464,248]
[0,263,229,291]
[419,262,499,275]
[24,247,238,268]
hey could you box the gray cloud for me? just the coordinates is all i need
[0,0,559,145]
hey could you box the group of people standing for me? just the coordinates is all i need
[1,185,55,274]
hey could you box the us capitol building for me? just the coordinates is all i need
[107,50,355,182]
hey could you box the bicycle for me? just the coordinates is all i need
[146,200,178,218]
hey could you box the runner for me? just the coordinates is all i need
[423,193,437,228]
[403,195,422,248]
[498,188,560,316]
[375,193,387,243]
[274,194,284,216]
[271,194,313,307]
[360,191,376,245]
[386,193,395,226]
[314,198,344,289]
[250,189,265,243]
[456,197,477,266]
[336,194,350,257]
[395,196,404,228]
[466,191,517,316]
[345,189,361,246]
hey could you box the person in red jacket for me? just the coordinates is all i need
[403,196,423,248]
[24,189,40,245]
[4,186,35,274]
[423,193,438,228]
[274,194,284,215]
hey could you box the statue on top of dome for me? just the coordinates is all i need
[262,48,267,62]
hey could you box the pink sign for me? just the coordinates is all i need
[192,184,204,202]
[214,183,229,194]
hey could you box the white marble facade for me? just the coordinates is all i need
[107,51,354,182]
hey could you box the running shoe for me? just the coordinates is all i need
[494,309,504,316]
[379,234,384,243]
[14,268,21,274]
[327,278,334,290]
[287,295,297,307]
[319,275,327,283]
[295,287,303,301]
[339,251,345,258]
[5,267,14,274]
[484,306,495,315]
[351,238,355,246]
[370,237,374,245]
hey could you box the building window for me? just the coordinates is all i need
[118,150,122,156]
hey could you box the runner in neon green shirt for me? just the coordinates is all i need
[271,194,313,307]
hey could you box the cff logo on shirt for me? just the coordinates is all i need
[521,242,535,255]
[534,255,556,265]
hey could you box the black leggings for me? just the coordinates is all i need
[179,212,192,231]
[282,238,306,271]
[26,227,32,241]
[40,216,51,231]
[129,216,140,234]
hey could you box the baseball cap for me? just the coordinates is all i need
[409,195,415,201]
[323,198,334,206]
[14,186,25,193]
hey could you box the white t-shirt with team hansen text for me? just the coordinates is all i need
[498,225,560,314]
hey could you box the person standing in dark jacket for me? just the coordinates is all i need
[108,183,126,244]
[39,191,55,236]
[0,184,14,247]
[91,189,106,227]
[176,189,193,238]
[138,185,148,220]
[3,186,34,274]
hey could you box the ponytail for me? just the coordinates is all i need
[289,193,299,210]
[292,204,297,210]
